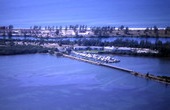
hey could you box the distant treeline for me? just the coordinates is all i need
[57,39,170,57]
[0,38,170,57]
[1,25,170,37]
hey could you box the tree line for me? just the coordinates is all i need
[1,25,170,37]
[0,38,170,57]
[57,39,170,57]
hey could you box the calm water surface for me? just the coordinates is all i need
[0,54,170,110]
[1,36,170,44]
[112,55,170,76]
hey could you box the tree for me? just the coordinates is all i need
[33,25,38,30]
[155,40,162,49]
[45,26,47,30]
[8,25,13,38]
[39,26,41,30]
[153,26,159,37]
[52,26,55,30]
[39,37,45,45]
[59,26,62,31]
[56,29,59,35]
[65,26,68,31]
[119,25,124,30]
[8,25,14,30]
[165,27,170,34]
[153,26,158,33]
[124,27,129,34]
[55,26,58,30]
[139,40,145,48]
[2,31,6,37]
[144,27,149,33]
[48,26,51,30]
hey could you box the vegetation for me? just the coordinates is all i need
[1,24,170,57]
[0,45,49,55]
[1,25,170,37]
[1,36,170,56]
[56,39,170,57]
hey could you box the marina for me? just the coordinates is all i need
[1,54,170,110]
[1,0,170,109]
[72,51,120,63]
[61,53,170,85]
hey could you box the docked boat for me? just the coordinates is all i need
[72,51,120,63]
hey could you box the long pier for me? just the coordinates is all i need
[61,53,170,85]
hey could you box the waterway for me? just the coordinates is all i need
[0,54,170,110]
[112,55,170,76]
[1,36,170,44]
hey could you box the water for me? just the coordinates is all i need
[112,55,170,76]
[1,36,170,44]
[0,54,170,110]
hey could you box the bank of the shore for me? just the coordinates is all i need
[0,45,170,85]
[0,38,170,84]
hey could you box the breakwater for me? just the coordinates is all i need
[60,53,170,85]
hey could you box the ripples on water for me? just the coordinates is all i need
[0,54,170,110]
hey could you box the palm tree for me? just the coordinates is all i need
[8,25,13,39]
[119,25,124,30]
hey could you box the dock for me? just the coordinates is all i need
[56,53,170,85]
[62,54,101,65]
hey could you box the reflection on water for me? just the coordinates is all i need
[0,54,170,110]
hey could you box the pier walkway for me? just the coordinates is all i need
[60,53,170,85]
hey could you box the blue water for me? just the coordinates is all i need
[1,36,170,44]
[0,54,170,110]
[112,55,170,76]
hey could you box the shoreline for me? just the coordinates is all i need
[0,50,170,85]
[1,35,170,38]
[1,25,170,38]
